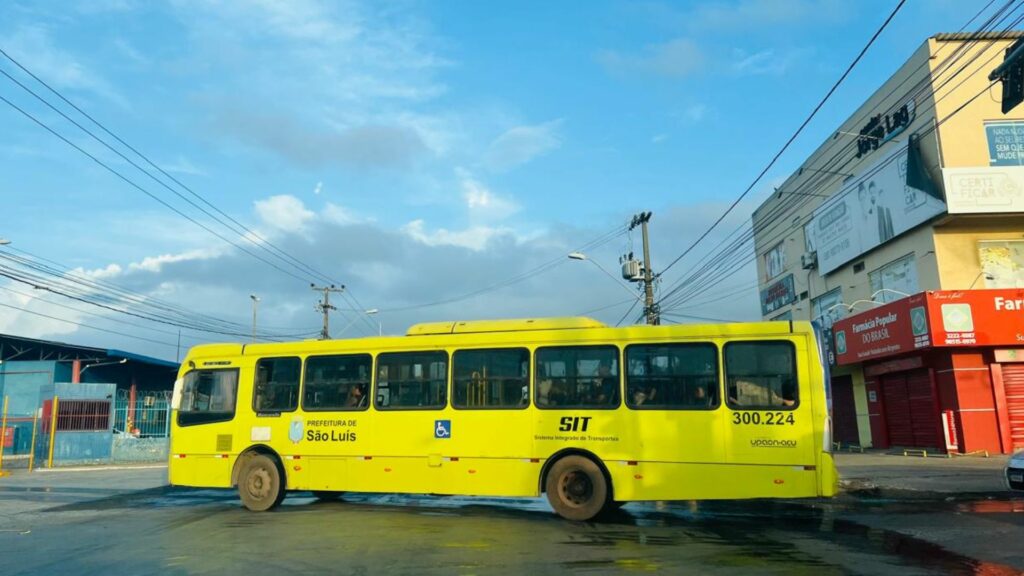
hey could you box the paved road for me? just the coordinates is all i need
[0,467,1022,575]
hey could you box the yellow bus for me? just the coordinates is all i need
[169,317,838,520]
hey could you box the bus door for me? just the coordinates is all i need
[722,340,817,488]
[444,347,536,496]
[170,365,244,488]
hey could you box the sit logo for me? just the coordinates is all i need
[434,420,451,439]
[559,416,592,432]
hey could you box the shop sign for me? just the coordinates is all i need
[857,99,916,159]
[760,274,796,316]
[985,121,1024,166]
[833,293,930,365]
[942,166,1024,214]
[926,289,1024,347]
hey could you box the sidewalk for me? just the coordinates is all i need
[835,451,1011,495]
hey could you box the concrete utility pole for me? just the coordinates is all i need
[312,284,344,340]
[249,294,260,343]
[628,212,659,325]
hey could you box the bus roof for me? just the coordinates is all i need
[406,316,606,336]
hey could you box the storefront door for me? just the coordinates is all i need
[881,369,940,449]
[831,375,859,445]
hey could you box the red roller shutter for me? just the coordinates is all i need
[1004,364,1024,449]
[831,375,859,445]
[882,374,914,447]
[906,369,940,448]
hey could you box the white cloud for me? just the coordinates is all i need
[599,38,704,78]
[401,219,513,251]
[690,0,850,30]
[731,48,809,76]
[254,195,316,233]
[5,26,124,104]
[458,171,520,222]
[323,202,361,225]
[313,181,323,195]
[484,120,563,171]
[128,249,218,273]
[162,156,206,176]
[652,134,669,144]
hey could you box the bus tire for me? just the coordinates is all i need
[238,454,283,512]
[545,455,608,521]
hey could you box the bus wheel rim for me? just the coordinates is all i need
[559,469,592,507]
[247,467,272,500]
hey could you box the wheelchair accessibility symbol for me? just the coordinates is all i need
[435,419,451,439]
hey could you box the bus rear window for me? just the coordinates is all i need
[625,344,719,409]
[376,351,447,410]
[724,341,798,410]
[178,369,238,426]
[453,348,529,409]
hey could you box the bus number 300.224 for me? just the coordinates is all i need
[732,412,795,426]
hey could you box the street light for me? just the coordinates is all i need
[365,308,382,336]
[249,294,260,343]
[568,252,641,301]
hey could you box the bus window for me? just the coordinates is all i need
[625,344,719,409]
[375,351,447,410]
[178,369,238,426]
[253,357,301,413]
[303,354,372,411]
[535,346,619,409]
[724,341,798,410]
[452,348,529,409]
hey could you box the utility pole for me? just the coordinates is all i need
[312,284,344,340]
[628,212,659,325]
[249,294,260,343]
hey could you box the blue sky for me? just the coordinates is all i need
[0,0,987,359]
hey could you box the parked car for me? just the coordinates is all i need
[1008,451,1024,491]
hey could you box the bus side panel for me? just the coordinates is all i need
[724,338,816,467]
[608,461,819,501]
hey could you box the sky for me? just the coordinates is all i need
[0,0,990,360]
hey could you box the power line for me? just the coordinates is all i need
[0,300,180,349]
[656,0,908,279]
[656,3,1022,312]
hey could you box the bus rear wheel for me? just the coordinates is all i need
[545,455,608,521]
[239,454,283,512]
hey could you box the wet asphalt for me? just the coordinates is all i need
[0,469,1022,575]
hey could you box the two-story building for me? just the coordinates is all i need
[752,33,1024,454]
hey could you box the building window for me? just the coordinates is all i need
[725,341,798,410]
[375,351,448,410]
[625,344,719,409]
[979,240,1024,288]
[253,357,301,413]
[55,400,111,431]
[763,242,786,281]
[804,222,816,254]
[303,354,372,411]
[869,253,919,302]
[178,369,238,426]
[811,287,846,329]
[535,346,620,409]
[452,348,529,409]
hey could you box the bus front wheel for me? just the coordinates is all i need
[545,455,608,521]
[239,454,283,512]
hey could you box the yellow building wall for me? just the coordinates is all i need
[933,217,1024,289]
[931,36,1024,168]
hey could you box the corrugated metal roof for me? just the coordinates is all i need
[933,31,1024,41]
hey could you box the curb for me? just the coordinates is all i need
[33,464,167,473]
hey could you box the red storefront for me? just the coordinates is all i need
[832,289,1024,454]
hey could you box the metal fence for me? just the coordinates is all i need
[113,390,172,438]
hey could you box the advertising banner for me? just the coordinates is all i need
[833,293,930,365]
[809,145,947,274]
[833,289,1024,364]
[942,166,1024,214]
[760,274,796,316]
[985,121,1024,166]
[926,289,1024,347]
